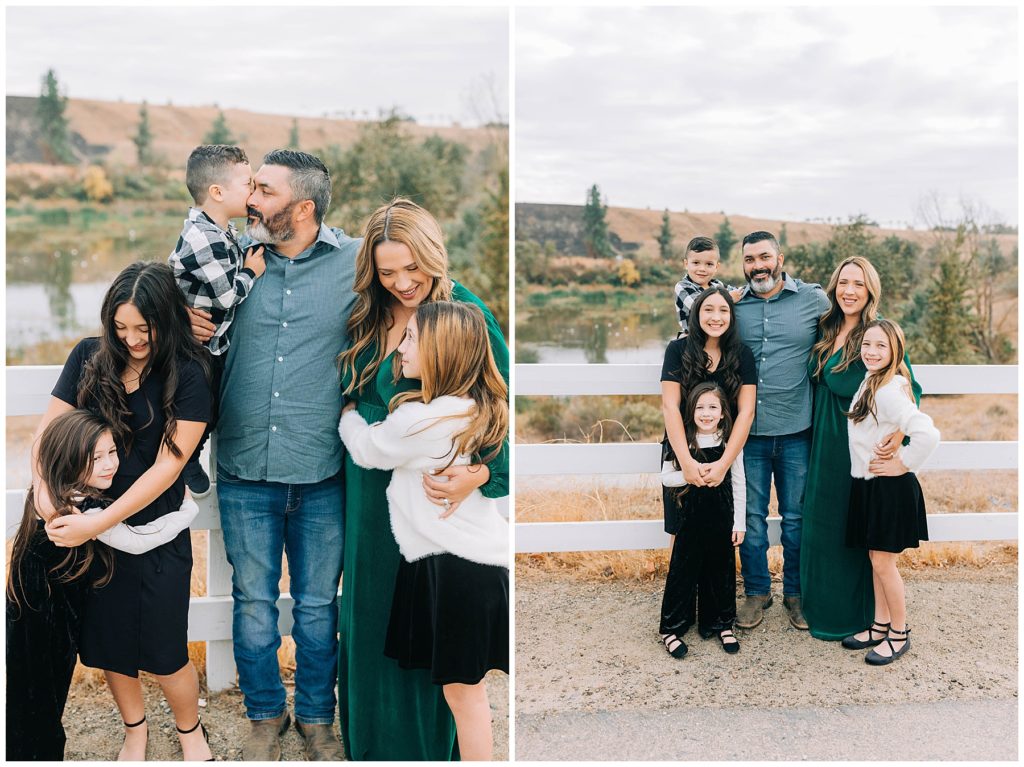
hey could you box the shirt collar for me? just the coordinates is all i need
[188,206,238,239]
[249,223,344,261]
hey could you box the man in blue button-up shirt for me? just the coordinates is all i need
[189,150,356,759]
[732,231,829,633]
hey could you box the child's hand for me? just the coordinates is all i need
[729,289,743,302]
[732,531,744,547]
[700,460,728,487]
[244,245,266,278]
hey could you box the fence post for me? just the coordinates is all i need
[204,437,236,693]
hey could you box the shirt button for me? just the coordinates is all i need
[286,289,292,295]
[282,322,288,328]
[271,426,277,432]
[274,392,280,397]
[278,356,284,362]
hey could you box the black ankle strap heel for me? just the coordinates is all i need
[124,715,147,728]
[177,716,214,760]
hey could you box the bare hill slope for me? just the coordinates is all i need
[7,95,500,166]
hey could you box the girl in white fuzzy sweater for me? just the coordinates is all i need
[338,300,508,761]
[843,319,939,666]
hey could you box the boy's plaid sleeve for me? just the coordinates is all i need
[169,224,255,311]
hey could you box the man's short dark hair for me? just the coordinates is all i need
[685,236,719,257]
[741,231,780,253]
[185,145,249,205]
[262,149,331,225]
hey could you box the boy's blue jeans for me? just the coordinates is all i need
[216,468,344,725]
[738,431,810,598]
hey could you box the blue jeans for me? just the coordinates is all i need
[738,431,810,597]
[217,468,344,724]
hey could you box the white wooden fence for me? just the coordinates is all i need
[515,364,1018,553]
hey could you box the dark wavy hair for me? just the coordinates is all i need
[76,261,209,457]
[7,410,116,615]
[683,381,735,460]
[676,287,744,408]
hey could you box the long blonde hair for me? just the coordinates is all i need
[339,198,454,395]
[810,256,882,378]
[846,319,912,425]
[391,301,508,467]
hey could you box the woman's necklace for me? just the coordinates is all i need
[122,363,145,394]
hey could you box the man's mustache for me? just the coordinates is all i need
[247,207,263,221]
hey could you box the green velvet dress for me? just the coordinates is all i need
[801,350,921,640]
[337,282,509,761]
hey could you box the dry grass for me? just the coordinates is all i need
[515,470,1017,582]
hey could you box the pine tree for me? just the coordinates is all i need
[288,118,300,149]
[657,209,674,259]
[37,69,75,164]
[582,184,613,258]
[133,101,154,166]
[203,110,235,144]
[716,216,737,261]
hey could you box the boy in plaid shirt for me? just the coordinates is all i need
[674,236,731,337]
[169,144,265,494]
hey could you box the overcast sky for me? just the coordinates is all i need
[517,6,1018,227]
[6,6,508,126]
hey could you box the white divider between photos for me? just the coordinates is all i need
[514,363,1018,553]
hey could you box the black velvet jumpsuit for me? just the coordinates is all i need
[659,443,738,638]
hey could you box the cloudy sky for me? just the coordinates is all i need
[517,6,1017,227]
[6,6,508,126]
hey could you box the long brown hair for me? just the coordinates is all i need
[810,256,882,379]
[683,381,735,460]
[339,199,454,396]
[7,410,116,614]
[77,261,210,457]
[390,301,508,468]
[676,288,744,407]
[846,319,913,425]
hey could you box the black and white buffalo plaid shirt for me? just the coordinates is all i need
[168,207,257,356]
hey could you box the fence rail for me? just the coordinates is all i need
[514,363,1018,553]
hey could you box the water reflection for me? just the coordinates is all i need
[518,300,679,364]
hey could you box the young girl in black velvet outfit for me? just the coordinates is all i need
[6,410,198,760]
[659,382,746,659]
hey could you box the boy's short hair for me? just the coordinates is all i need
[685,236,719,258]
[186,145,249,205]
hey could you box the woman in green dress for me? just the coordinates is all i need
[801,256,921,641]
[336,199,509,760]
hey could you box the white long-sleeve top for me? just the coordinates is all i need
[338,395,508,568]
[848,374,940,479]
[663,432,746,532]
[81,494,200,554]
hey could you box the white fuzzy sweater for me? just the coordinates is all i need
[338,395,508,568]
[848,375,940,479]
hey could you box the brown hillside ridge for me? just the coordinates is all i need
[7,95,502,166]
[516,201,1018,262]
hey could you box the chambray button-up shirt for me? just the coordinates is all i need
[733,272,830,437]
[217,224,360,484]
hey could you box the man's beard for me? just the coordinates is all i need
[746,263,782,294]
[246,202,296,244]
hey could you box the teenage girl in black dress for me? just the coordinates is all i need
[39,262,213,760]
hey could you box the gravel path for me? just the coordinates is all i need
[515,566,1017,761]
[63,670,508,760]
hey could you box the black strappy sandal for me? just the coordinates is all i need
[842,620,891,650]
[121,715,149,761]
[718,628,740,654]
[660,632,688,659]
[865,626,911,666]
[177,716,215,761]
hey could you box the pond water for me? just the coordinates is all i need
[516,297,680,364]
[6,204,209,363]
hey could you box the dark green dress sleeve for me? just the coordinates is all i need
[451,282,509,499]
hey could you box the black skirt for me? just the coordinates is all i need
[384,553,509,686]
[846,474,929,553]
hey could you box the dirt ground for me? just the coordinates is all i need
[515,563,1017,759]
[62,670,508,760]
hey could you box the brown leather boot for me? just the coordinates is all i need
[735,593,773,629]
[295,721,344,761]
[241,711,290,761]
